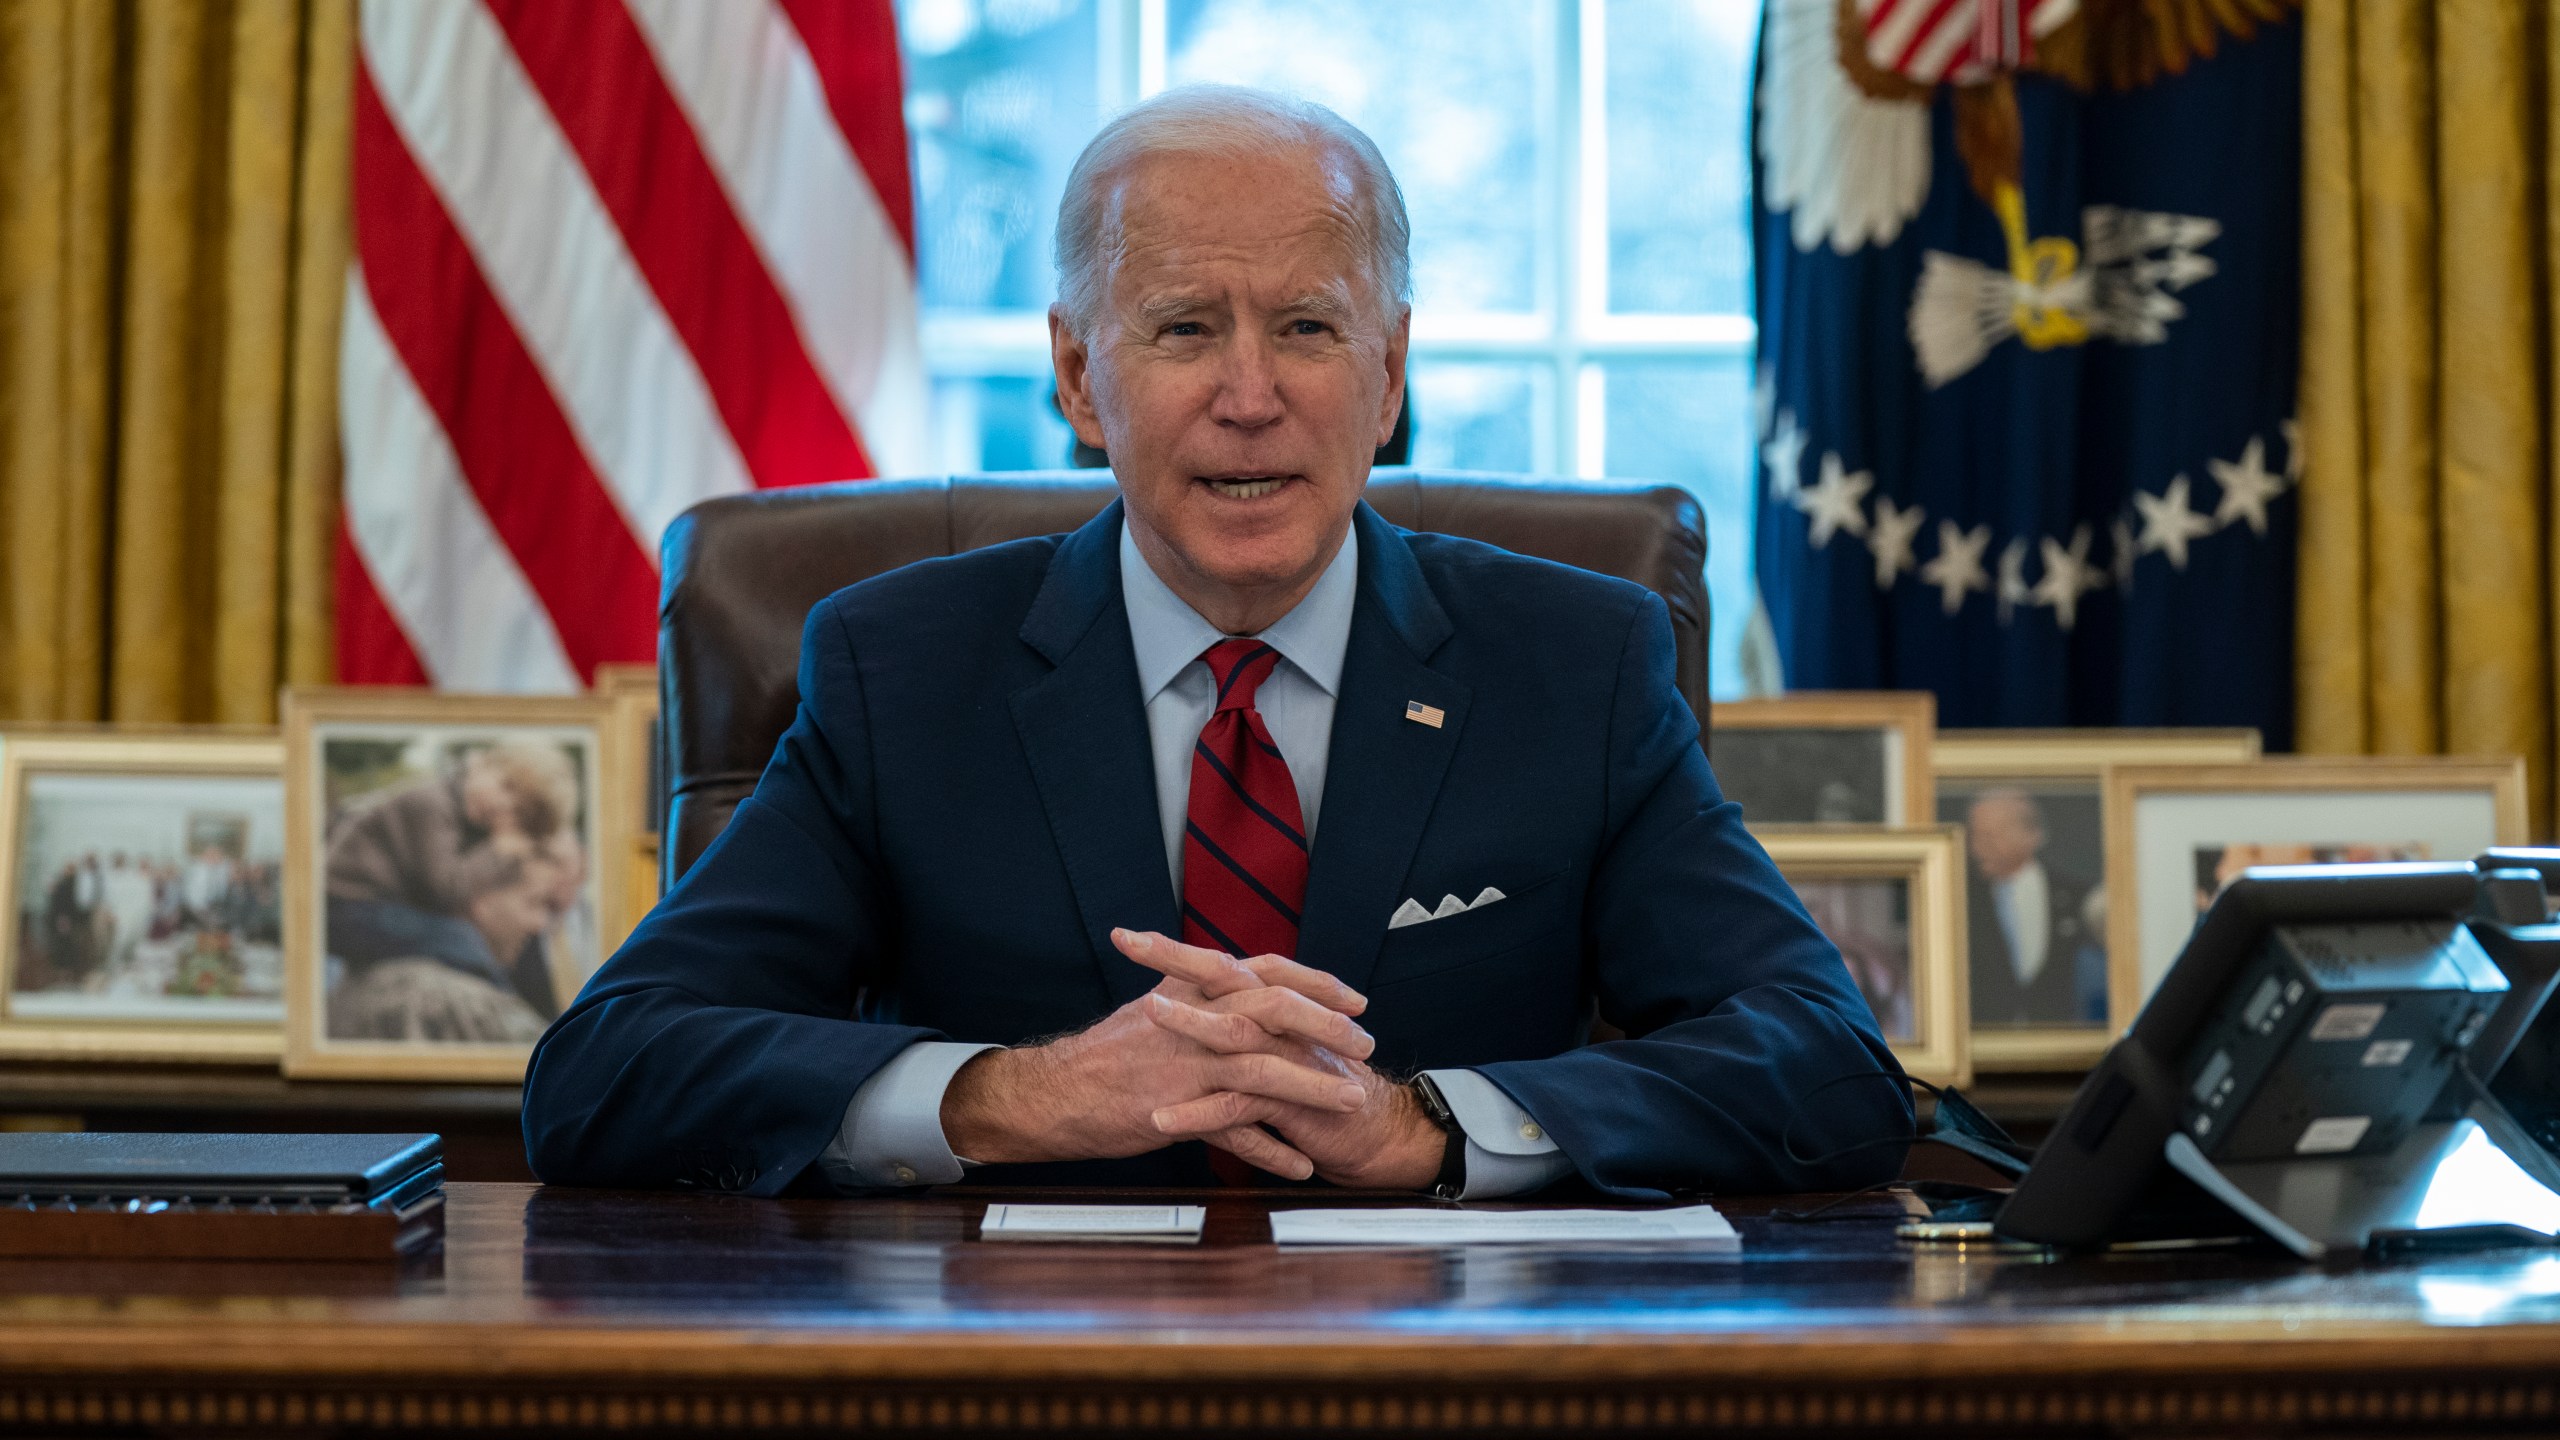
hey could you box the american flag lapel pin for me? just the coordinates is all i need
[1404,700,1445,729]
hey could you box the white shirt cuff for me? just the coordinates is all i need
[1423,1067,1573,1200]
[818,1040,1000,1189]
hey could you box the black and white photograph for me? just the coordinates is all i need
[1711,693,1936,826]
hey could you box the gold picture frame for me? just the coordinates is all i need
[281,688,629,1082]
[0,734,288,1063]
[593,662,661,937]
[1934,728,2262,1071]
[1760,826,1970,1088]
[1710,692,1935,827]
[2105,756,2530,1029]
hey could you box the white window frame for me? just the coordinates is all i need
[912,0,1757,480]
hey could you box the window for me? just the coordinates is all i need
[897,0,1760,695]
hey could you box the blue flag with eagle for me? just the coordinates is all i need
[1750,0,2301,743]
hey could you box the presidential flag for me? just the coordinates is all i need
[1750,0,2301,743]
[339,0,925,690]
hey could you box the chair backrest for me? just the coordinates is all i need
[657,469,1709,881]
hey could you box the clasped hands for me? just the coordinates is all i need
[939,929,1443,1188]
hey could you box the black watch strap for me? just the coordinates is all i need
[1409,1074,1468,1201]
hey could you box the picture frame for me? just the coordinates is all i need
[2105,756,2530,1027]
[1709,692,1936,827]
[1760,826,1970,1087]
[1934,728,2262,1071]
[281,688,629,1082]
[0,733,288,1062]
[593,662,661,931]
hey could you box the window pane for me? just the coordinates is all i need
[896,0,1098,310]
[1407,363,1540,472]
[1603,0,1756,314]
[926,376,1078,473]
[1599,358,1754,697]
[1166,0,1547,313]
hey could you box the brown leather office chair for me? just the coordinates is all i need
[657,470,1709,883]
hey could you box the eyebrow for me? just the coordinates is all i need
[1130,288,1360,327]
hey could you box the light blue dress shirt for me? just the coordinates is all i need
[821,519,1569,1198]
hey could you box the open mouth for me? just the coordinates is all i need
[1198,475,1296,500]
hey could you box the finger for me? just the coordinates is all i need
[1112,928,1265,997]
[1205,1125,1314,1182]
[1145,993,1286,1056]
[1212,986,1374,1059]
[1238,953,1369,1016]
[1213,1050,1369,1112]
[1152,1089,1289,1137]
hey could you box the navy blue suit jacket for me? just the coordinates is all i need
[523,501,1912,1197]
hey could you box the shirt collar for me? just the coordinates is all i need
[1119,516,1359,703]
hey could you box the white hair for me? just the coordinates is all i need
[1052,85,1412,335]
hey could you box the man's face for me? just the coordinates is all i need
[1052,146,1408,623]
[1966,791,2046,881]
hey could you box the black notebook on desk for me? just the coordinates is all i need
[0,1132,442,1206]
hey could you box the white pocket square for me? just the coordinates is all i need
[1388,886,1507,930]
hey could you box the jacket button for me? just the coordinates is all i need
[892,1163,918,1184]
[1519,1122,1543,1142]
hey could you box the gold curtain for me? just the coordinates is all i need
[0,0,349,727]
[2298,0,2560,834]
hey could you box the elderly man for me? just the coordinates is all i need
[522,86,1907,1199]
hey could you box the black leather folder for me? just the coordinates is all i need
[0,1132,442,1205]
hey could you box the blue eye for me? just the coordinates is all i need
[1166,322,1204,337]
[1291,320,1327,335]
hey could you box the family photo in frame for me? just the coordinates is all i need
[1758,826,1969,1088]
[282,689,632,1082]
[0,734,288,1062]
[1933,728,2261,1070]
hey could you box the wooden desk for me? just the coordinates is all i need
[2,1182,2558,1437]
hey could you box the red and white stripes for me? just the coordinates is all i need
[1857,0,2079,86]
[339,0,923,690]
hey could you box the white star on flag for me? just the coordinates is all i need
[1996,536,2031,625]
[1795,451,1872,548]
[2133,474,2218,569]
[2031,525,2107,631]
[1761,408,1809,502]
[2208,436,2285,535]
[1867,496,1925,587]
[1918,520,1991,615]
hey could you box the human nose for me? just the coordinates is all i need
[1206,331,1284,430]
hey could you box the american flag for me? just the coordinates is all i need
[338,0,925,690]
[1857,0,2076,86]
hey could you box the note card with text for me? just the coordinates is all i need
[1268,1204,1738,1249]
[979,1204,1207,1243]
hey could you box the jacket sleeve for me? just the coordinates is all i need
[1476,594,1915,1198]
[521,597,940,1194]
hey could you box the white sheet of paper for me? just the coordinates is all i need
[1268,1204,1739,1250]
[980,1204,1207,1241]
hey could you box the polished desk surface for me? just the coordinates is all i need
[3,1182,2560,1436]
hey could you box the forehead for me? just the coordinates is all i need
[1100,147,1368,294]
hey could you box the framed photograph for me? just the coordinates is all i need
[282,689,629,1081]
[0,734,287,1062]
[1760,826,1970,1087]
[2106,757,2530,1026]
[1710,692,1935,826]
[593,663,662,928]
[1934,728,2262,1070]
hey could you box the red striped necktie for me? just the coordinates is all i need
[1181,639,1308,965]
[1181,639,1310,1188]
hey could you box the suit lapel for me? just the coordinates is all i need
[1296,505,1468,996]
[1011,500,1179,1007]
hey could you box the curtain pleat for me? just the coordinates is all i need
[2299,0,2560,834]
[0,0,346,728]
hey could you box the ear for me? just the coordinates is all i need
[1049,308,1110,453]
[1375,303,1411,449]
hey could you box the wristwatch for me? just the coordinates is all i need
[1408,1073,1468,1201]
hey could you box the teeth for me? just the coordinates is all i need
[1207,477,1283,499]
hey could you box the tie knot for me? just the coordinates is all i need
[1201,639,1282,714]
